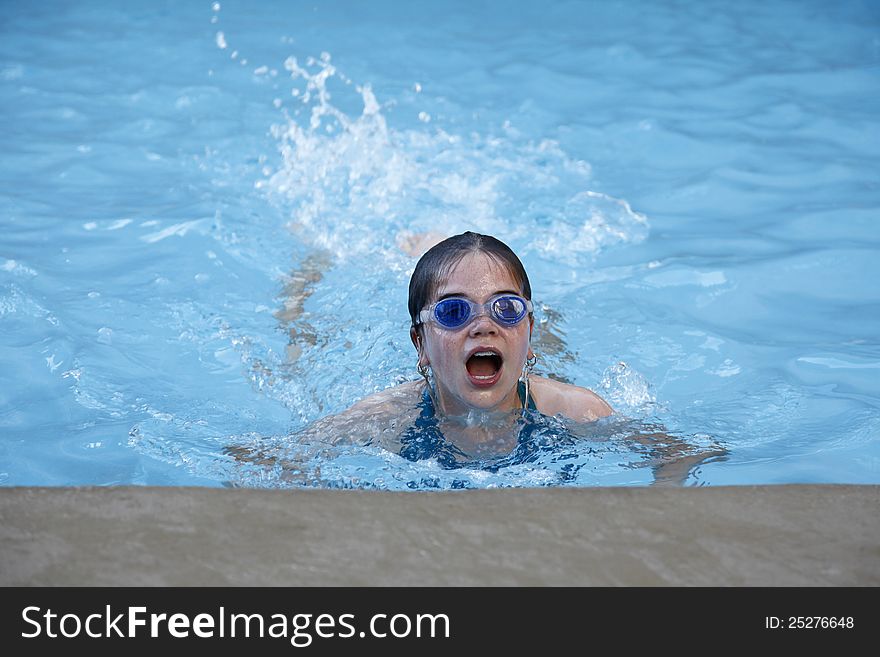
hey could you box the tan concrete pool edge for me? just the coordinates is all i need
[1,484,877,586]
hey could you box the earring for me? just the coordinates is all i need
[521,353,537,414]
[418,362,439,412]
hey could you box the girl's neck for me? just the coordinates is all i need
[432,382,522,421]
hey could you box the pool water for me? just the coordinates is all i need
[1,0,878,489]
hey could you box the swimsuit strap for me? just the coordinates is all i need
[416,387,438,427]
[518,379,538,411]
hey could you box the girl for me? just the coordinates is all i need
[299,232,613,461]
[229,231,722,485]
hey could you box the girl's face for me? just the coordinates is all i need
[413,251,533,416]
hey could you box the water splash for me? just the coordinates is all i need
[531,191,649,263]
[257,52,649,264]
[599,361,657,413]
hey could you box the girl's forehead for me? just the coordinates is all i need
[433,253,521,296]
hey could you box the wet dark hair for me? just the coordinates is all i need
[408,232,532,332]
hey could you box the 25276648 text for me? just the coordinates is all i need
[765,617,854,629]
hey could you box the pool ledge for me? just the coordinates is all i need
[1,485,877,586]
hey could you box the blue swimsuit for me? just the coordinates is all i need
[398,380,537,467]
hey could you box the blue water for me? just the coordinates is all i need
[1,0,878,488]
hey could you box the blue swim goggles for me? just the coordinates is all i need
[417,294,533,330]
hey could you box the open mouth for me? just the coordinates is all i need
[465,348,503,386]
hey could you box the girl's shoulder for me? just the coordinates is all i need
[340,379,425,418]
[529,376,613,423]
[298,380,424,448]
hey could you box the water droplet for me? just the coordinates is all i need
[97,327,113,345]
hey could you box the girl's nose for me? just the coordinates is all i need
[468,312,497,336]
